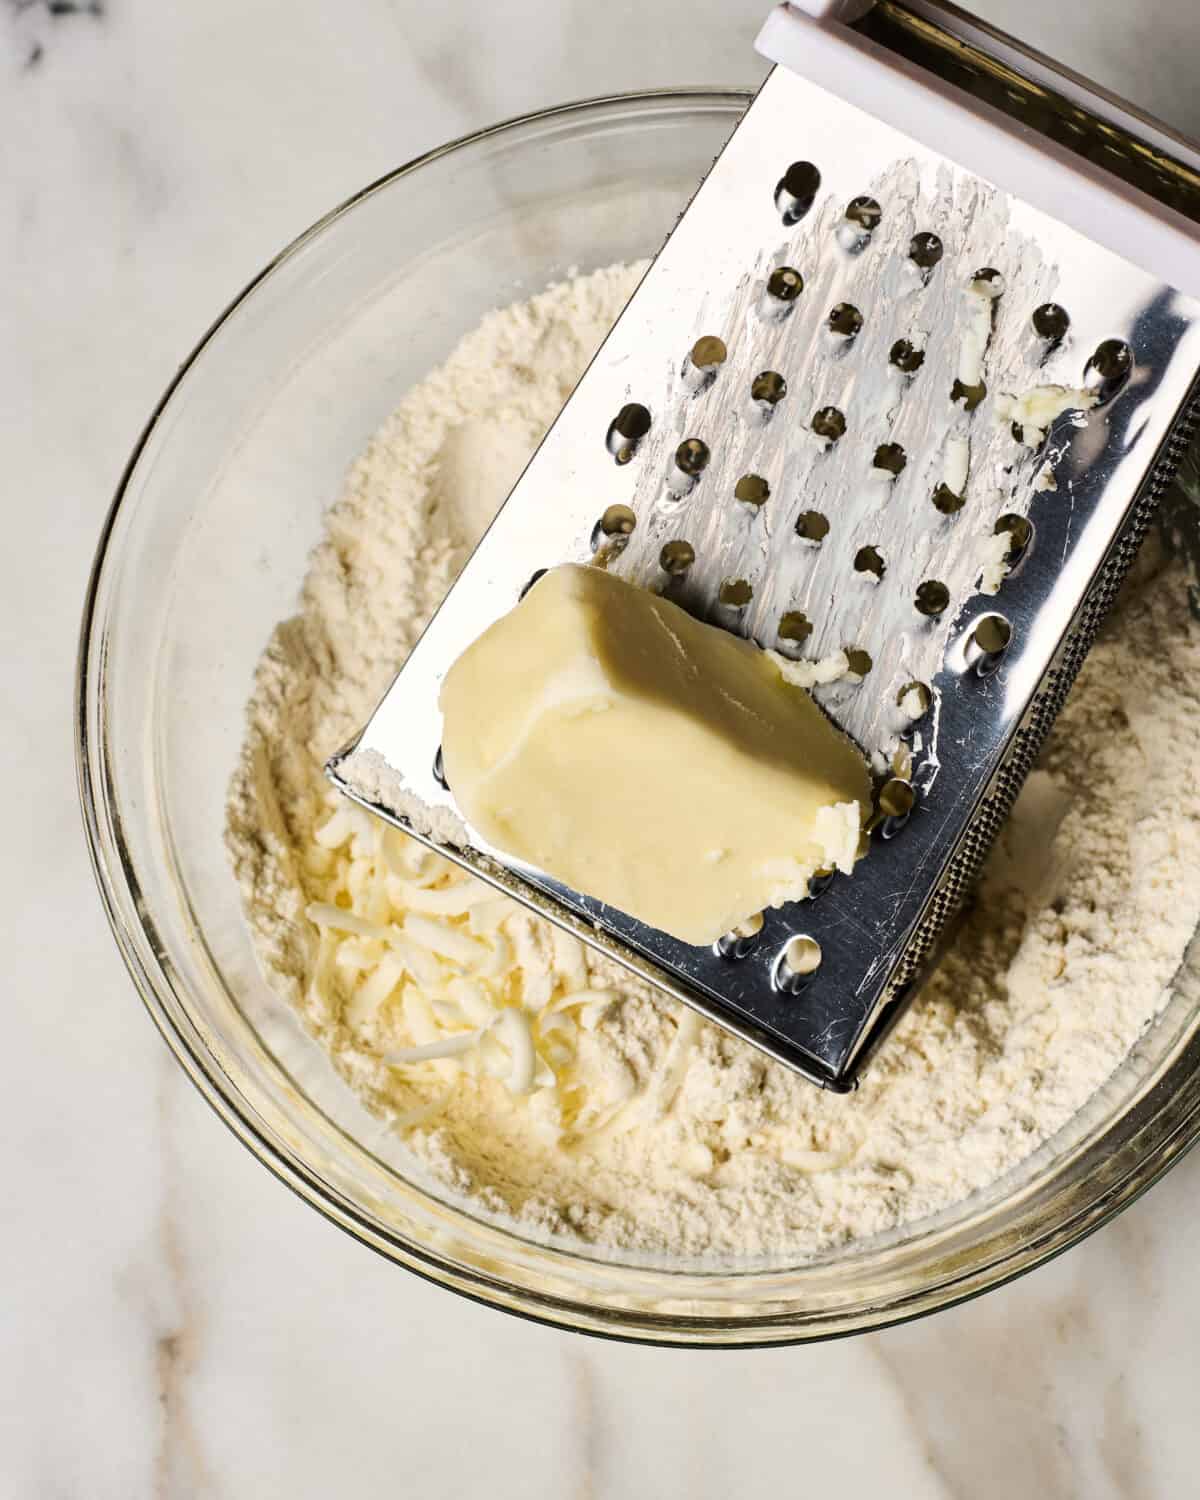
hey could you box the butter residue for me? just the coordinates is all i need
[996,384,1097,447]
[943,433,970,496]
[957,271,1004,387]
[766,647,852,689]
[1034,462,1058,492]
[979,529,1015,596]
[898,686,927,722]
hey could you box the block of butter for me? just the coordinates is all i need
[439,564,870,947]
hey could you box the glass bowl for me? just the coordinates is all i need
[78,90,1200,1346]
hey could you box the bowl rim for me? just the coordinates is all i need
[76,86,1200,1348]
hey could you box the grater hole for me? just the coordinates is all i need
[598,504,636,538]
[845,196,882,230]
[846,647,873,677]
[589,505,637,560]
[854,545,885,579]
[667,441,708,500]
[719,577,754,607]
[775,161,821,225]
[897,680,932,720]
[715,910,764,960]
[972,266,1004,291]
[878,778,914,817]
[690,335,727,371]
[686,337,727,392]
[839,197,881,254]
[876,777,915,838]
[432,745,449,791]
[951,378,987,411]
[766,266,804,305]
[915,579,951,616]
[967,613,1012,676]
[812,406,846,443]
[891,741,913,781]
[660,540,695,576]
[778,610,813,644]
[828,302,863,339]
[909,231,943,270]
[932,483,965,515]
[1084,338,1133,400]
[1033,302,1070,340]
[890,339,925,373]
[806,868,835,900]
[752,370,787,407]
[971,612,1012,658]
[873,443,907,477]
[774,935,822,993]
[734,474,770,507]
[605,402,651,464]
[795,511,830,544]
[994,513,1034,567]
[520,568,548,601]
[669,438,708,498]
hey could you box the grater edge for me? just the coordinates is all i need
[855,377,1200,1074]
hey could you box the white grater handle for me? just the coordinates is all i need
[757,3,1200,301]
[787,0,874,17]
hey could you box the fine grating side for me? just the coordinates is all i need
[331,67,1200,1089]
[602,154,1061,761]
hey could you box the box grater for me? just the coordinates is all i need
[329,0,1200,1090]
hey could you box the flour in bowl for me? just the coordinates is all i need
[225,263,1200,1258]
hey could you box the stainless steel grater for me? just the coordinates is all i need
[329,0,1200,1090]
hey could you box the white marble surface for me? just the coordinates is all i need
[7,1,1200,1495]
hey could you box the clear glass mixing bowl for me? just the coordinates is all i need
[78,90,1200,1345]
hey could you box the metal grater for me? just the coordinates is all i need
[329,0,1200,1090]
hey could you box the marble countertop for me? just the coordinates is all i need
[8,1,1200,1494]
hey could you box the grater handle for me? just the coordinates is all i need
[757,3,1200,301]
[788,0,874,17]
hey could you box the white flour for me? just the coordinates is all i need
[226,264,1200,1259]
